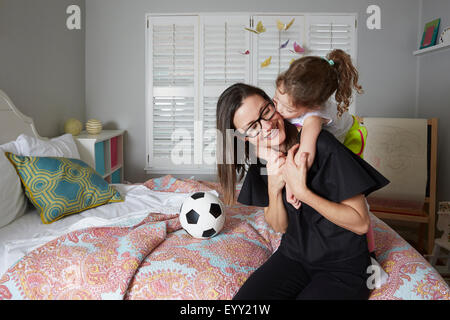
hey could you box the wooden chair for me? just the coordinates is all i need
[363,118,438,255]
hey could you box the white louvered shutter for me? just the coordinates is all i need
[146,14,359,173]
[200,16,251,166]
[147,16,199,169]
[305,15,357,113]
[252,15,305,98]
[305,15,356,58]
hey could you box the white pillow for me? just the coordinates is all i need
[0,142,27,228]
[15,133,80,159]
[0,134,81,228]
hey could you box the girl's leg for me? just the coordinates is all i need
[366,220,376,253]
[343,115,367,159]
[233,250,310,300]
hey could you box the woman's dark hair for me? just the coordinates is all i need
[216,83,297,205]
[276,49,363,117]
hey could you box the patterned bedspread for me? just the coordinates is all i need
[1,176,448,300]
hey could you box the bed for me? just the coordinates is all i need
[0,90,448,300]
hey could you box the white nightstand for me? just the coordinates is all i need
[74,130,125,183]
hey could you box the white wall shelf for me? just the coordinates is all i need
[413,42,450,56]
[75,130,125,183]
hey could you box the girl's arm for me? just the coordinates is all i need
[285,114,324,209]
[283,146,370,235]
[295,115,326,169]
[286,114,325,209]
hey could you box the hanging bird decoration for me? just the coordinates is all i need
[277,18,295,31]
[290,41,305,54]
[279,39,290,49]
[239,50,250,55]
[245,21,266,34]
[261,56,272,68]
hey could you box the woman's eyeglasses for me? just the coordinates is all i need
[241,101,277,138]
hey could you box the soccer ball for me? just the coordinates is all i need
[179,191,225,239]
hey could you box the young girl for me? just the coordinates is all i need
[274,49,377,255]
[274,49,366,169]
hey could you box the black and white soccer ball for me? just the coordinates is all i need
[179,191,225,239]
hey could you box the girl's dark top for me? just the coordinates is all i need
[237,129,389,266]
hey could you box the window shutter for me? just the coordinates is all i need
[305,15,357,113]
[305,15,356,58]
[252,15,305,97]
[147,16,198,168]
[200,16,251,165]
[152,95,195,159]
[202,16,250,86]
[146,13,359,173]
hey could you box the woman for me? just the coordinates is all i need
[216,83,389,300]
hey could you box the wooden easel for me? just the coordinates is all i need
[366,118,438,255]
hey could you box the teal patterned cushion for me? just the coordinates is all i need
[5,153,123,224]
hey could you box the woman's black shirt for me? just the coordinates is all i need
[237,130,389,266]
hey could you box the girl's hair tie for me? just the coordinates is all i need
[323,57,335,66]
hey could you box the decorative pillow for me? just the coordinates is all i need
[5,153,123,224]
[15,133,80,159]
[0,142,27,228]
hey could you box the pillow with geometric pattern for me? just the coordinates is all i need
[5,153,123,224]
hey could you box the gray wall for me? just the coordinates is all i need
[85,0,421,183]
[417,0,450,204]
[2,1,446,202]
[0,0,85,138]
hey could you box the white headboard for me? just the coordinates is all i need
[0,90,42,144]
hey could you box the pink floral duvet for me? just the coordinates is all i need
[1,176,448,300]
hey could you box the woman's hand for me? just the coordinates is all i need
[262,145,301,209]
[286,185,302,209]
[282,144,311,202]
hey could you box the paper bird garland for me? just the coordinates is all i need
[261,56,272,68]
[277,18,295,31]
[290,41,305,54]
[279,39,289,49]
[245,21,266,34]
[241,18,304,69]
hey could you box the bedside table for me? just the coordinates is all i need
[74,130,125,183]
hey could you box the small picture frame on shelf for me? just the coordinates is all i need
[420,18,441,49]
[439,27,450,44]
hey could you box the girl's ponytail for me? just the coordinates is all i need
[327,49,363,116]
